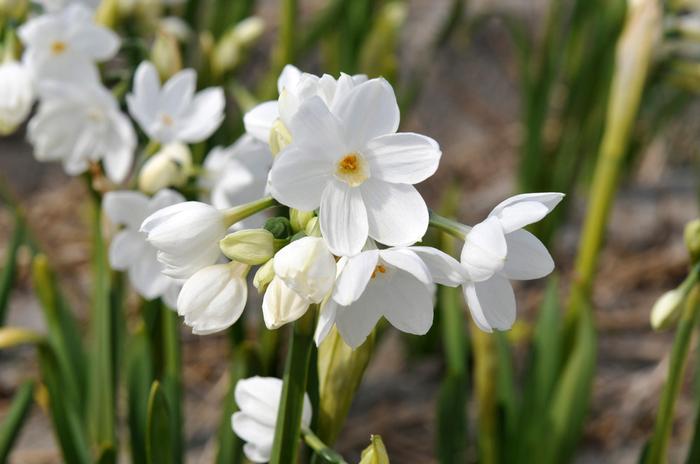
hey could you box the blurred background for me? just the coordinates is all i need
[2,0,700,462]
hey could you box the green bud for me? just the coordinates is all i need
[290,209,315,233]
[220,229,274,265]
[685,219,700,263]
[264,217,293,239]
[151,30,183,80]
[359,435,390,464]
[650,289,685,331]
[305,217,321,237]
[269,119,292,155]
[253,259,275,293]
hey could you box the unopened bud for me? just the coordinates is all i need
[269,119,292,155]
[651,289,685,330]
[151,30,183,80]
[253,259,275,293]
[232,16,264,45]
[138,143,192,194]
[305,217,321,237]
[685,219,700,263]
[220,229,275,265]
[264,217,293,239]
[359,435,390,464]
[211,17,264,78]
[290,209,315,233]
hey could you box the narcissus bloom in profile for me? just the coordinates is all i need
[127,61,225,144]
[141,201,229,279]
[104,189,183,307]
[176,262,249,334]
[269,78,441,256]
[0,60,34,136]
[232,376,312,463]
[459,193,564,332]
[28,81,136,182]
[18,4,119,83]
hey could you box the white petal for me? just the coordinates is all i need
[273,237,336,303]
[288,96,347,157]
[380,270,434,336]
[102,114,136,183]
[149,188,186,212]
[332,250,378,306]
[103,190,150,229]
[335,301,382,349]
[332,78,399,148]
[378,248,431,285]
[464,274,516,332]
[177,87,225,143]
[314,299,338,346]
[231,412,275,450]
[361,179,428,247]
[268,145,333,211]
[460,216,506,281]
[277,64,302,94]
[129,250,170,300]
[502,229,554,280]
[160,68,196,115]
[243,100,279,143]
[242,443,271,463]
[489,192,564,233]
[70,23,120,60]
[319,181,368,257]
[364,133,441,184]
[408,246,469,286]
[127,62,160,131]
[234,376,282,425]
[109,230,147,270]
[261,277,310,330]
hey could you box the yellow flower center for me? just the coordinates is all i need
[371,264,387,279]
[335,152,368,187]
[161,114,174,126]
[51,41,67,55]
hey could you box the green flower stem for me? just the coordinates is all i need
[270,306,316,464]
[224,197,279,227]
[301,428,348,464]
[645,283,700,464]
[161,306,183,463]
[428,211,470,240]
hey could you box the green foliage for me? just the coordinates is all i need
[0,381,34,463]
[146,381,173,464]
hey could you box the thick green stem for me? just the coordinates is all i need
[224,196,278,227]
[270,307,316,464]
[645,285,700,464]
[161,307,183,463]
[428,211,470,240]
[301,428,348,464]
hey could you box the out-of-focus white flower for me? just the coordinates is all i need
[104,189,184,307]
[315,247,435,348]
[650,288,685,330]
[138,142,192,194]
[457,193,563,332]
[232,376,312,463]
[273,237,336,303]
[176,261,248,334]
[141,201,229,279]
[243,64,367,145]
[199,135,272,229]
[158,16,192,42]
[33,0,100,13]
[269,78,441,256]
[0,60,34,136]
[28,81,136,182]
[19,4,119,83]
[127,61,225,144]
[262,276,311,330]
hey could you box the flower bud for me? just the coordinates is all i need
[273,236,336,303]
[138,143,192,194]
[650,288,685,331]
[359,435,390,464]
[253,258,275,293]
[290,209,315,233]
[0,60,34,136]
[232,16,264,45]
[685,219,700,263]
[261,276,310,329]
[95,0,120,29]
[264,216,293,239]
[0,0,27,20]
[220,229,274,265]
[151,30,183,81]
[269,119,292,155]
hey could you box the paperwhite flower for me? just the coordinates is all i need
[138,143,192,194]
[28,81,136,182]
[455,193,564,332]
[232,376,312,463]
[244,64,366,144]
[315,247,436,348]
[274,237,336,303]
[177,262,248,334]
[269,78,441,256]
[141,201,229,279]
[127,61,225,144]
[0,60,34,136]
[104,189,184,307]
[19,4,119,83]
[262,276,312,330]
[199,135,272,229]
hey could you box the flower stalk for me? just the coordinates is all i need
[301,428,348,464]
[428,210,470,240]
[224,196,278,227]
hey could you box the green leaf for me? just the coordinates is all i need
[436,373,468,464]
[0,217,23,326]
[159,307,183,464]
[127,326,154,464]
[146,381,173,464]
[0,381,34,462]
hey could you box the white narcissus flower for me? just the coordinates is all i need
[199,135,272,229]
[243,64,367,144]
[177,262,248,334]
[232,376,312,463]
[28,81,136,183]
[127,61,225,144]
[138,143,193,194]
[262,276,312,330]
[269,78,441,256]
[273,237,336,303]
[141,201,229,279]
[18,4,119,83]
[0,60,34,136]
[104,189,184,307]
[315,247,436,348]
